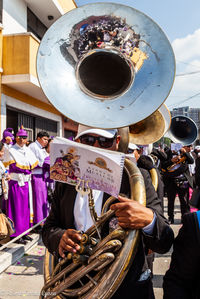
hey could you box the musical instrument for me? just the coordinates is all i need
[129,104,171,145]
[165,115,198,146]
[163,116,197,174]
[37,2,175,298]
[41,159,146,299]
[37,3,175,129]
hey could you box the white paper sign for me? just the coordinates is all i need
[171,143,182,152]
[50,137,125,197]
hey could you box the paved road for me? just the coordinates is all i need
[0,242,45,299]
[0,197,181,299]
[153,197,182,299]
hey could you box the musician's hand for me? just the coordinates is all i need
[58,229,82,258]
[180,147,186,153]
[110,195,154,229]
[171,156,179,163]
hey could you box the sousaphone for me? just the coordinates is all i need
[37,2,175,129]
[129,103,171,145]
[166,115,198,146]
[37,2,175,299]
[118,104,171,153]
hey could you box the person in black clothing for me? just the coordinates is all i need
[162,145,194,223]
[163,156,200,299]
[137,154,165,276]
[42,125,174,299]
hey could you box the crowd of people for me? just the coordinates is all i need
[0,124,199,298]
[41,124,199,299]
[127,140,200,298]
[0,126,54,245]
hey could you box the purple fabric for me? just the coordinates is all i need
[3,131,14,139]
[43,156,54,183]
[1,138,14,144]
[32,174,48,223]
[44,155,50,167]
[2,128,14,144]
[16,128,28,137]
[3,128,14,139]
[7,180,30,237]
[6,164,32,236]
[9,164,32,174]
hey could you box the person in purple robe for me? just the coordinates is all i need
[1,128,15,149]
[43,138,55,206]
[28,131,49,230]
[3,126,38,244]
[1,129,14,212]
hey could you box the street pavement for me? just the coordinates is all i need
[0,241,45,299]
[0,197,182,299]
[153,197,182,299]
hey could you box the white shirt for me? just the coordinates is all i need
[74,190,103,232]
[188,152,195,175]
[3,143,38,170]
[29,140,48,167]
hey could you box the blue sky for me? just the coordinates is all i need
[76,0,200,110]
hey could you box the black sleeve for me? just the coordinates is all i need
[183,152,194,164]
[139,168,174,254]
[161,157,174,170]
[163,212,200,298]
[195,157,200,187]
[42,183,75,256]
[151,148,168,161]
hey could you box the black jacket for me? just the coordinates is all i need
[163,211,200,299]
[42,168,174,299]
[195,156,200,187]
[162,152,194,188]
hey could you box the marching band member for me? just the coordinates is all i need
[3,126,38,244]
[163,161,200,299]
[29,131,49,227]
[162,145,194,224]
[42,125,174,299]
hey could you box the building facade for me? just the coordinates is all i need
[171,106,200,129]
[0,0,77,140]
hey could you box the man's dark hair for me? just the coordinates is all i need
[36,131,49,139]
[0,141,4,151]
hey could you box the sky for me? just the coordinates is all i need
[75,0,200,110]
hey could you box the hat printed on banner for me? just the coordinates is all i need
[16,125,28,137]
[75,125,117,140]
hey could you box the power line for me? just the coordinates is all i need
[176,70,200,77]
[175,60,200,76]
[168,91,200,108]
[176,60,200,69]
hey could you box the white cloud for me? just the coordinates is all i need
[165,29,200,109]
[172,29,200,62]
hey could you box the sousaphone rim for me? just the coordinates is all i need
[36,2,175,129]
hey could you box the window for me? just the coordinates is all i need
[27,7,47,40]
[7,107,58,141]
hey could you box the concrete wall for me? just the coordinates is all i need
[3,0,27,34]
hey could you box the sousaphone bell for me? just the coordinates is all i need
[37,2,175,129]
[165,115,198,146]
